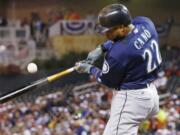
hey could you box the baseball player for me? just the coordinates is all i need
[76,3,162,135]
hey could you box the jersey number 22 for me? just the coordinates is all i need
[143,40,162,73]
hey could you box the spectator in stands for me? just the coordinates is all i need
[86,11,96,21]
[20,17,29,28]
[156,16,174,37]
[0,45,7,65]
[65,9,81,20]
[47,8,64,26]
[0,16,7,27]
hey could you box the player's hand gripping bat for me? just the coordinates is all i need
[0,66,77,104]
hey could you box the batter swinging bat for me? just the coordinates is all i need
[0,66,76,104]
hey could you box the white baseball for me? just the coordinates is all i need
[27,63,38,73]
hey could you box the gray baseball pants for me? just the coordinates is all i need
[103,83,159,135]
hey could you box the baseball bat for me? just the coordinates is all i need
[0,66,76,104]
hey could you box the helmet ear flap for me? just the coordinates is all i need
[94,22,110,34]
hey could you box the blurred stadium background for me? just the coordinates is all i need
[0,0,179,135]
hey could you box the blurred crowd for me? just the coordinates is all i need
[0,82,179,135]
[0,86,112,135]
[0,7,96,40]
[159,46,180,94]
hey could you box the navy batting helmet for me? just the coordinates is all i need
[97,3,131,33]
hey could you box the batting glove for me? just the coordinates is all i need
[75,61,93,74]
[86,45,103,64]
[86,40,113,64]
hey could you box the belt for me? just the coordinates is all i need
[115,83,150,91]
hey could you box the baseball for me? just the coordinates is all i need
[27,63,38,73]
